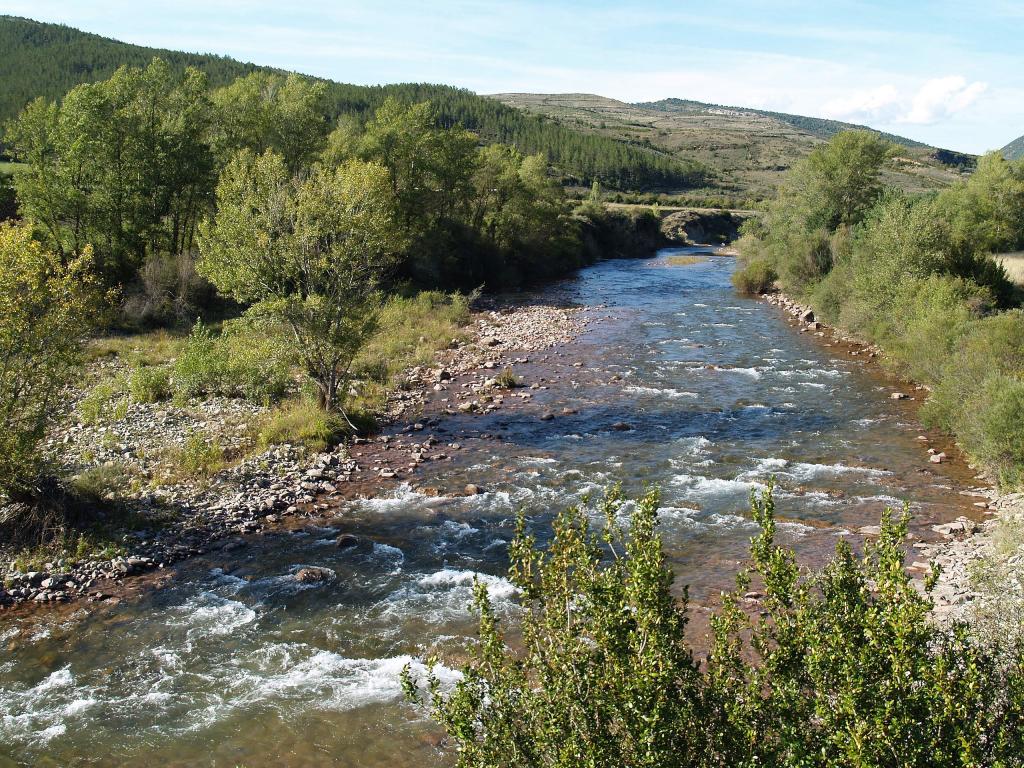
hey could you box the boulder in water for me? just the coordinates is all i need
[294,567,335,584]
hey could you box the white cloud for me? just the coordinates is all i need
[901,76,988,124]
[822,76,988,126]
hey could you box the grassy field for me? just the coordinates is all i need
[997,252,1024,286]
[492,93,968,201]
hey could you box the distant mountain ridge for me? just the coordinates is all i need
[636,97,931,150]
[1004,135,1024,161]
[0,15,702,190]
[492,93,970,200]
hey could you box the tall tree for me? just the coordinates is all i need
[198,149,406,412]
[5,58,215,283]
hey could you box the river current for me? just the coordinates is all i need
[0,248,983,766]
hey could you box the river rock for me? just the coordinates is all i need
[336,534,359,549]
[611,421,633,431]
[294,567,335,583]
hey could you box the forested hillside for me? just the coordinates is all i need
[0,16,703,190]
[1004,134,1024,161]
[493,92,970,201]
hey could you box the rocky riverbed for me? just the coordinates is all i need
[0,295,591,609]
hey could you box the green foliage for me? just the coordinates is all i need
[742,130,1024,488]
[198,149,405,411]
[0,221,102,496]
[938,152,1024,254]
[957,374,1024,489]
[406,485,1024,767]
[257,396,346,450]
[78,379,128,426]
[494,367,519,389]
[923,311,1024,432]
[178,432,225,477]
[172,318,293,403]
[731,258,777,294]
[211,71,328,171]
[6,57,215,284]
[128,364,172,403]
[404,486,713,767]
[172,320,226,400]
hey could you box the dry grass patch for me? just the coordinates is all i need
[664,254,708,266]
[996,252,1024,286]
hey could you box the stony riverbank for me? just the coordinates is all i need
[0,296,591,609]
[760,288,1018,621]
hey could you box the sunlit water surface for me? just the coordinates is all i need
[0,249,980,766]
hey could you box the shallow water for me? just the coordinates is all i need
[0,248,982,766]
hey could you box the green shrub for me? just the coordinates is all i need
[731,258,777,294]
[924,310,1024,433]
[178,432,225,477]
[258,397,346,450]
[128,364,173,403]
[78,379,128,425]
[172,318,293,403]
[172,320,227,400]
[958,374,1024,489]
[494,366,519,388]
[883,275,989,383]
[219,318,294,402]
[404,484,1024,767]
[71,462,134,499]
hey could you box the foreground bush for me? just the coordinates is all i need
[404,485,1024,767]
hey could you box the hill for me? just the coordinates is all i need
[1003,134,1024,161]
[0,15,703,190]
[491,93,971,200]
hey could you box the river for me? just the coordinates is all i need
[0,247,984,767]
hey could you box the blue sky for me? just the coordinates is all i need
[4,0,1023,153]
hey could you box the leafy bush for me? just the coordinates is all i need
[218,318,294,402]
[958,374,1024,488]
[78,379,129,425]
[405,485,1024,767]
[731,258,777,294]
[494,367,519,389]
[924,311,1024,435]
[172,320,227,400]
[882,274,989,383]
[128,364,173,403]
[172,318,293,403]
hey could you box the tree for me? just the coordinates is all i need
[785,130,893,232]
[197,149,405,413]
[6,58,215,284]
[210,71,328,172]
[0,221,103,498]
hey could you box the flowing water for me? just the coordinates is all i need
[0,248,983,767]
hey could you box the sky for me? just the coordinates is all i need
[3,0,1023,153]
